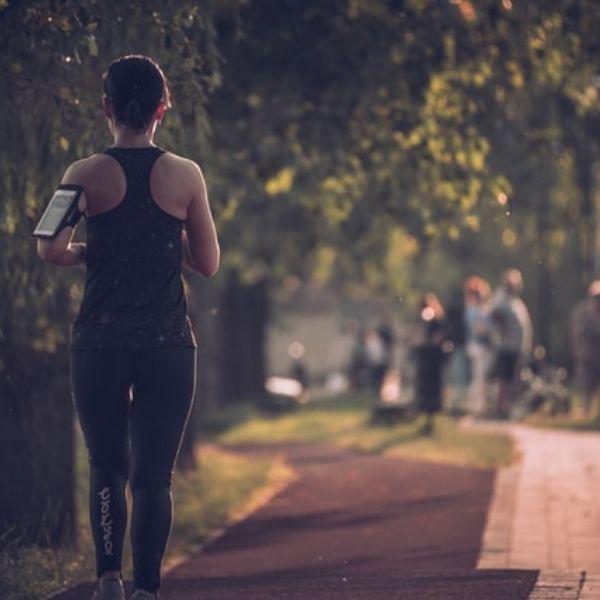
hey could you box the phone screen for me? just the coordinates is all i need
[33,189,78,237]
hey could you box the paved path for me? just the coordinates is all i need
[54,443,538,599]
[476,423,600,598]
[55,425,600,599]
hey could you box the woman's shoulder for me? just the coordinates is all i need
[159,150,203,172]
[61,153,119,185]
[154,151,206,186]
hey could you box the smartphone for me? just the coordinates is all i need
[32,184,84,238]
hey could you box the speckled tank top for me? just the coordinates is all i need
[70,146,197,351]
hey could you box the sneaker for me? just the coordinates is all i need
[91,574,125,600]
[131,590,159,599]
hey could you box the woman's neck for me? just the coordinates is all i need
[112,127,155,148]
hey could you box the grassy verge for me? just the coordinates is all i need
[525,392,600,432]
[526,413,600,431]
[212,394,515,469]
[0,433,291,600]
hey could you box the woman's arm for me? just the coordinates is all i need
[182,160,220,277]
[37,161,88,267]
[37,225,86,266]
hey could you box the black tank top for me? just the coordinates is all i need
[70,146,197,351]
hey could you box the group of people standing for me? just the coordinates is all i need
[346,268,600,425]
[414,269,532,421]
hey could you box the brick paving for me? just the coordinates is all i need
[476,423,600,599]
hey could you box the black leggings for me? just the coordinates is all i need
[70,346,196,592]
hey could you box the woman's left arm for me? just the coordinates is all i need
[37,161,88,267]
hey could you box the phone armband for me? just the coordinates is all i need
[32,184,84,238]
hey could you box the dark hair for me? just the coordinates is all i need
[103,55,171,131]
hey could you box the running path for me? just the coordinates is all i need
[54,443,538,599]
[476,424,600,599]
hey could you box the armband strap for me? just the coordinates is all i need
[64,202,84,228]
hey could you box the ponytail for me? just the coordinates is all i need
[122,98,146,130]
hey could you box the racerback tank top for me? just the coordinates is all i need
[70,146,197,351]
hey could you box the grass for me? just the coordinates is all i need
[213,394,515,469]
[167,445,291,568]
[525,392,600,432]
[526,413,600,432]
[0,430,291,600]
[526,413,600,431]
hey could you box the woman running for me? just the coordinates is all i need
[37,55,219,600]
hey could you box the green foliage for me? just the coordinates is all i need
[4,0,598,352]
[204,0,600,361]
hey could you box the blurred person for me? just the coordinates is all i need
[414,293,447,434]
[570,281,600,418]
[348,325,370,389]
[490,269,533,419]
[376,315,398,401]
[464,276,493,418]
[377,314,396,373]
[36,56,219,600]
[288,341,310,391]
[444,287,470,415]
[365,328,386,394]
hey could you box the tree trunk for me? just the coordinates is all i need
[219,273,270,404]
[574,137,597,290]
[176,272,271,468]
[0,341,75,547]
[176,272,221,471]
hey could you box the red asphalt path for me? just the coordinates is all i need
[53,443,539,599]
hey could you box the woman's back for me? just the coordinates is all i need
[71,146,196,350]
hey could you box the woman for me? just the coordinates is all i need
[464,276,493,418]
[37,55,219,600]
[413,293,447,434]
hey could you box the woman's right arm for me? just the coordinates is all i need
[182,160,220,277]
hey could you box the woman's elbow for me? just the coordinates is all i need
[190,261,218,277]
[202,248,220,277]
[192,247,220,277]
